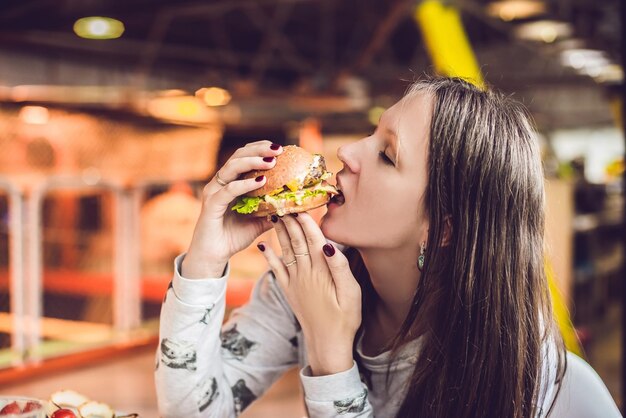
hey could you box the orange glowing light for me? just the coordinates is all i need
[147,96,218,124]
[195,87,231,107]
[487,0,546,21]
[19,106,49,125]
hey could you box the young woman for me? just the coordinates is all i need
[155,77,566,418]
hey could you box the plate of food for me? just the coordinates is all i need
[44,391,138,418]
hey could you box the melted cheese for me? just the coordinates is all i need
[264,194,287,216]
[262,180,338,216]
[285,179,300,192]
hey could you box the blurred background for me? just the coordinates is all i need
[0,0,622,416]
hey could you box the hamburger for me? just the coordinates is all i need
[231,145,340,217]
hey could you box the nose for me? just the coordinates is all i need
[337,142,360,174]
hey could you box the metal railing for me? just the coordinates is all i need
[0,177,25,365]
[0,174,165,366]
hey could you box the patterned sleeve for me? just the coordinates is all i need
[155,253,300,418]
[300,363,374,417]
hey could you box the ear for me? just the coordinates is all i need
[441,215,453,247]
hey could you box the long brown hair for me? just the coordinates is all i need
[349,77,565,418]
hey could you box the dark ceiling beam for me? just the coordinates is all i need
[134,0,325,86]
[3,32,590,90]
[319,0,335,80]
[271,27,316,74]
[0,0,52,21]
[134,11,174,89]
[243,2,316,75]
[0,31,307,72]
[209,12,237,69]
[151,0,323,18]
[351,0,412,73]
[247,4,291,82]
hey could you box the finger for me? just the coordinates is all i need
[320,242,356,299]
[270,215,297,274]
[220,155,277,182]
[280,214,311,274]
[204,155,276,197]
[294,212,328,265]
[207,175,267,213]
[236,140,283,158]
[257,241,289,290]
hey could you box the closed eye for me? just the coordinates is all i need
[378,151,394,166]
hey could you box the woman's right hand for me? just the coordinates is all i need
[181,140,283,279]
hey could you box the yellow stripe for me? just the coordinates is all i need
[414,0,484,88]
[546,259,583,356]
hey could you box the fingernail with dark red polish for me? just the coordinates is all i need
[255,175,264,182]
[263,157,274,163]
[323,243,335,257]
[270,143,281,150]
[271,215,279,223]
[257,243,265,252]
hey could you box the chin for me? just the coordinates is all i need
[320,213,349,246]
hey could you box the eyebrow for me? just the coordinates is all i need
[384,127,398,150]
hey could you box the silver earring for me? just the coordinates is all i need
[418,242,426,272]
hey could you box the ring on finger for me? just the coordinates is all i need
[285,259,297,267]
[215,171,228,187]
[294,252,309,257]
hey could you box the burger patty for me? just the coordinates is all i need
[302,155,327,187]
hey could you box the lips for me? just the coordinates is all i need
[329,175,345,206]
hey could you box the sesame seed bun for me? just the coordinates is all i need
[241,145,315,197]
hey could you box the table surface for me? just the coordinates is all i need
[0,348,306,418]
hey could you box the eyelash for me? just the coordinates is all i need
[378,151,394,166]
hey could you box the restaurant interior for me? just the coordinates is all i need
[0,0,623,416]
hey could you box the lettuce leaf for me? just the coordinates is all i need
[231,196,262,214]
[231,188,328,214]
[279,188,327,201]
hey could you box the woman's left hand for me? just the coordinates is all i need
[258,212,362,376]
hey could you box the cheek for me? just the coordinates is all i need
[364,200,419,242]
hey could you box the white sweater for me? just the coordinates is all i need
[155,254,563,418]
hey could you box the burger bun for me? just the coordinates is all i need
[241,145,314,197]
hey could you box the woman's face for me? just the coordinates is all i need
[321,92,432,250]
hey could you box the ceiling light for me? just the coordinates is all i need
[74,17,125,40]
[487,0,546,21]
[559,48,623,83]
[560,49,610,70]
[590,64,623,84]
[195,87,231,107]
[514,20,572,43]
